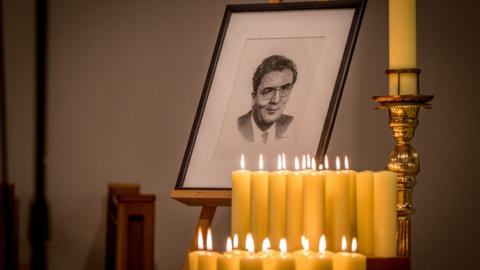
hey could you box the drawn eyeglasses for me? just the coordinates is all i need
[258,84,293,100]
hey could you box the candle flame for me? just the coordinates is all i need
[319,164,323,171]
[240,154,245,170]
[279,238,287,253]
[319,235,326,253]
[277,155,282,170]
[233,234,239,249]
[336,156,341,171]
[246,233,255,253]
[294,156,300,171]
[259,154,264,170]
[197,228,204,250]
[302,237,310,251]
[311,158,316,171]
[206,228,213,251]
[341,236,347,251]
[324,155,329,170]
[262,238,271,252]
[307,154,311,169]
[282,153,287,170]
[302,155,306,170]
[226,237,233,252]
[344,156,349,170]
[352,238,357,253]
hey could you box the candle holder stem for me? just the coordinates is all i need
[374,95,433,256]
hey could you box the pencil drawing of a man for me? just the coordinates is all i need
[237,55,297,144]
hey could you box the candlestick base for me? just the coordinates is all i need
[373,94,433,257]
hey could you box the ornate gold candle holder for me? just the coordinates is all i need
[374,68,434,257]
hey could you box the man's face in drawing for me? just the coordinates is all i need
[252,69,294,126]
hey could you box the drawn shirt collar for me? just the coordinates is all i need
[251,113,276,144]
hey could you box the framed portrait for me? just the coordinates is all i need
[176,0,367,189]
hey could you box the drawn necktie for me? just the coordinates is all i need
[261,131,269,144]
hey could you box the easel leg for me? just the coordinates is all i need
[182,206,217,270]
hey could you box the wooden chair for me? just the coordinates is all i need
[106,184,155,270]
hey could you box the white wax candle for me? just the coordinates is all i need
[189,228,220,270]
[286,157,303,251]
[232,154,251,249]
[250,154,269,252]
[268,155,287,250]
[293,237,314,269]
[333,238,366,270]
[302,235,333,270]
[256,238,280,270]
[240,234,263,270]
[303,158,326,251]
[218,238,241,270]
[270,239,295,270]
[355,171,375,256]
[374,171,397,257]
[325,157,350,252]
[389,0,417,95]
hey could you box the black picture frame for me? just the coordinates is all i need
[176,0,367,190]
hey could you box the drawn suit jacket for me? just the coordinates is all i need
[237,110,293,142]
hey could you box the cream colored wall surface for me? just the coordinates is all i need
[3,0,480,269]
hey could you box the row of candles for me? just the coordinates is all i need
[189,228,365,270]
[231,154,397,257]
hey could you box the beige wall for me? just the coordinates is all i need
[3,0,479,269]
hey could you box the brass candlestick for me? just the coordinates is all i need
[374,69,434,257]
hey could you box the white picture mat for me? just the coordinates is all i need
[184,8,355,188]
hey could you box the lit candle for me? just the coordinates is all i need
[356,171,374,256]
[303,235,333,270]
[286,156,304,251]
[232,154,251,249]
[188,228,204,270]
[256,238,280,270]
[250,154,269,251]
[333,237,366,270]
[293,236,314,269]
[270,238,295,270]
[268,155,287,250]
[325,157,350,251]
[189,228,219,270]
[232,234,249,257]
[197,228,220,270]
[240,234,262,270]
[319,235,334,256]
[344,157,357,241]
[374,171,397,257]
[218,237,241,270]
[389,0,417,95]
[256,238,279,258]
[303,158,326,251]
[323,156,333,251]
